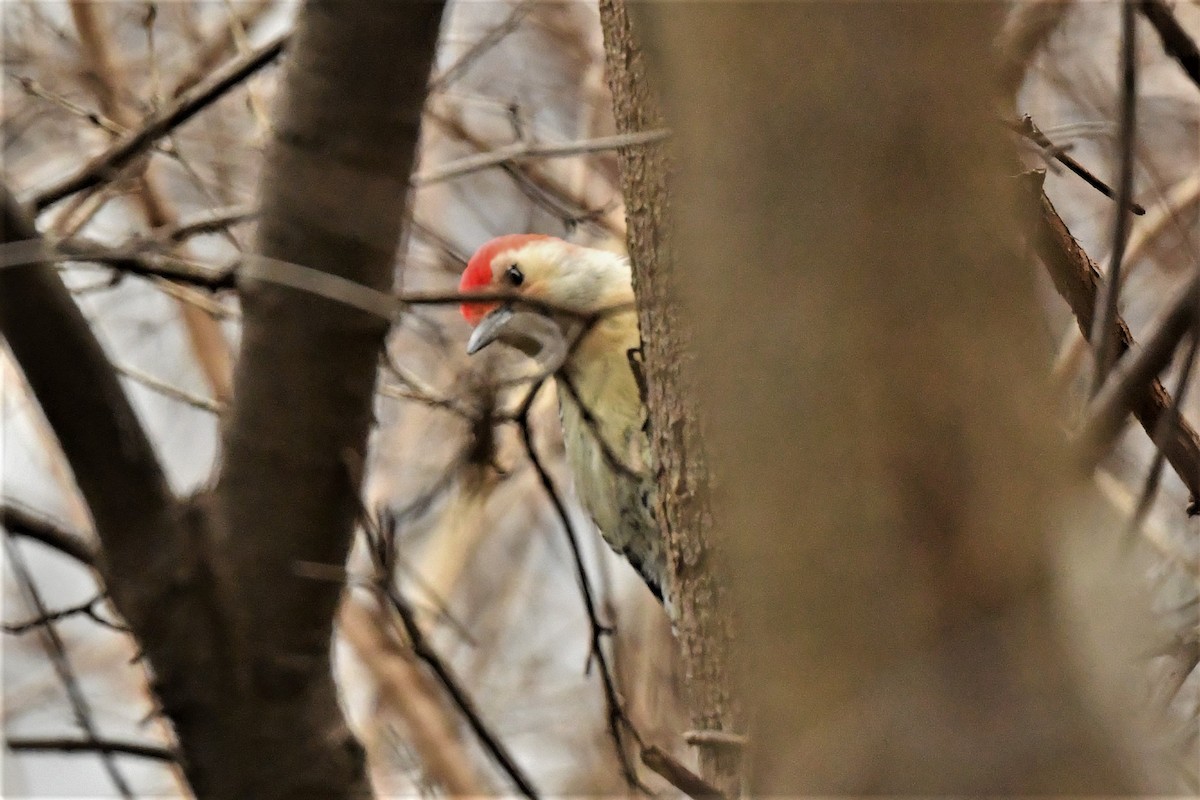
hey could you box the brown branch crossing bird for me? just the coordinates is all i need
[460,235,666,608]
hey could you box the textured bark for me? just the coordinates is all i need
[633,3,1139,794]
[597,1,742,794]
[1,2,444,798]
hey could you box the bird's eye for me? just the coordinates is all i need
[505,265,524,287]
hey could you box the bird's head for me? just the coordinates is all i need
[459,234,632,357]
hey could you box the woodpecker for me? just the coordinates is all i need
[459,234,666,606]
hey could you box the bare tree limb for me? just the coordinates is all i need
[1008,115,1146,214]
[1030,184,1200,504]
[411,130,669,187]
[1088,0,1139,393]
[7,736,178,762]
[641,744,725,800]
[515,379,651,793]
[30,31,287,212]
[1081,274,1200,464]
[0,186,182,592]
[0,504,98,568]
[1140,0,1200,91]
[2,533,134,797]
[338,599,487,796]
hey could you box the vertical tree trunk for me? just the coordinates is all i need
[202,2,444,797]
[597,2,742,795]
[2,3,444,798]
[633,3,1139,793]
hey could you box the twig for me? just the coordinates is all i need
[1029,182,1200,505]
[1140,0,1200,91]
[412,130,670,186]
[6,736,177,762]
[157,205,257,243]
[2,533,133,797]
[428,1,535,93]
[31,31,288,212]
[115,363,224,414]
[1008,115,1146,215]
[3,592,126,634]
[338,600,486,795]
[515,380,651,793]
[426,110,622,236]
[1,504,98,568]
[361,513,540,798]
[1126,321,1200,532]
[52,239,237,289]
[1081,274,1200,464]
[641,744,726,800]
[1089,0,1139,393]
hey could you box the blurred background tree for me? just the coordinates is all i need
[1,0,1197,796]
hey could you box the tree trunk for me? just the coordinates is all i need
[597,2,742,795]
[2,2,444,797]
[633,3,1139,793]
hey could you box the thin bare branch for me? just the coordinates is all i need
[7,736,177,762]
[2,533,133,797]
[361,510,540,799]
[515,380,651,793]
[339,599,487,796]
[30,31,288,212]
[412,130,670,187]
[0,504,98,568]
[115,363,225,414]
[1029,182,1200,505]
[1140,0,1200,91]
[641,744,725,800]
[158,205,257,243]
[1081,274,1200,463]
[428,0,535,93]
[1008,115,1146,214]
[1089,0,1139,393]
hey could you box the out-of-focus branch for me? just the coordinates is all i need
[169,0,276,97]
[1008,116,1146,214]
[1088,0,1139,392]
[55,238,237,289]
[67,0,235,402]
[30,30,287,212]
[1081,275,1200,465]
[641,745,725,800]
[0,504,98,568]
[427,0,534,92]
[339,599,487,796]
[2,533,134,797]
[6,736,178,762]
[1030,185,1200,503]
[412,130,669,187]
[426,109,622,236]
[0,187,183,593]
[994,0,1074,104]
[1140,0,1200,90]
[363,511,540,799]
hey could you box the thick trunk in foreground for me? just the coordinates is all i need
[199,3,444,797]
[598,1,742,794]
[635,3,1138,793]
[2,3,443,798]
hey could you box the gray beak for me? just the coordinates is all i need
[467,305,515,355]
[465,305,570,366]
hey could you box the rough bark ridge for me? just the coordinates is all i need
[1,3,444,798]
[596,1,742,794]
